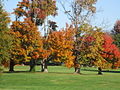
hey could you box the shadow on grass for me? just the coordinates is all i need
[3,68,120,75]
[3,71,83,75]
[2,71,97,76]
[81,68,120,73]
[3,71,75,74]
[3,71,30,73]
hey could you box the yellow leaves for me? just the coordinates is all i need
[25,56,31,62]
[54,58,61,63]
[94,59,112,69]
[78,25,106,67]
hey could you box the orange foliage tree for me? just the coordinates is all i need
[10,18,42,72]
[34,26,75,72]
[47,26,75,68]
[9,0,57,72]
[14,0,57,25]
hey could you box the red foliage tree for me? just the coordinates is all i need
[102,33,120,69]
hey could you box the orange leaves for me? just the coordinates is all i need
[32,51,39,59]
[38,49,51,59]
[46,26,75,68]
[10,18,43,63]
[14,0,57,25]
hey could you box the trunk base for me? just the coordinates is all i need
[29,59,36,72]
[29,65,35,72]
[9,60,15,72]
[74,67,81,74]
[41,60,48,72]
[98,67,103,75]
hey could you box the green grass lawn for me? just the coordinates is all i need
[0,66,120,90]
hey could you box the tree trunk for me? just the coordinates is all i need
[112,61,116,69]
[74,64,81,74]
[74,55,81,74]
[9,60,15,72]
[41,60,48,72]
[41,62,44,72]
[74,60,81,74]
[98,67,103,75]
[29,59,36,72]
[75,67,80,73]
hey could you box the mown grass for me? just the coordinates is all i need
[0,66,120,90]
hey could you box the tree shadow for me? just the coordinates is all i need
[102,70,120,73]
[48,72,77,75]
[3,68,120,75]
[3,71,82,75]
[3,71,30,73]
[81,68,120,73]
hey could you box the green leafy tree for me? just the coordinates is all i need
[0,2,12,71]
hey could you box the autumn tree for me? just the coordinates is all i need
[47,26,75,68]
[34,25,74,72]
[60,0,97,74]
[102,33,120,69]
[10,18,42,72]
[9,28,22,72]
[14,0,57,26]
[37,46,51,72]
[75,24,106,74]
[12,0,57,72]
[0,2,12,71]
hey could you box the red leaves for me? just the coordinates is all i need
[102,33,120,58]
[102,33,120,68]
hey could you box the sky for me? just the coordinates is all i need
[3,0,120,32]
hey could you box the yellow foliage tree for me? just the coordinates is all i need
[78,25,106,74]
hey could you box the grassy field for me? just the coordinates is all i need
[0,66,120,90]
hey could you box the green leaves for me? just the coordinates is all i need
[0,3,12,67]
